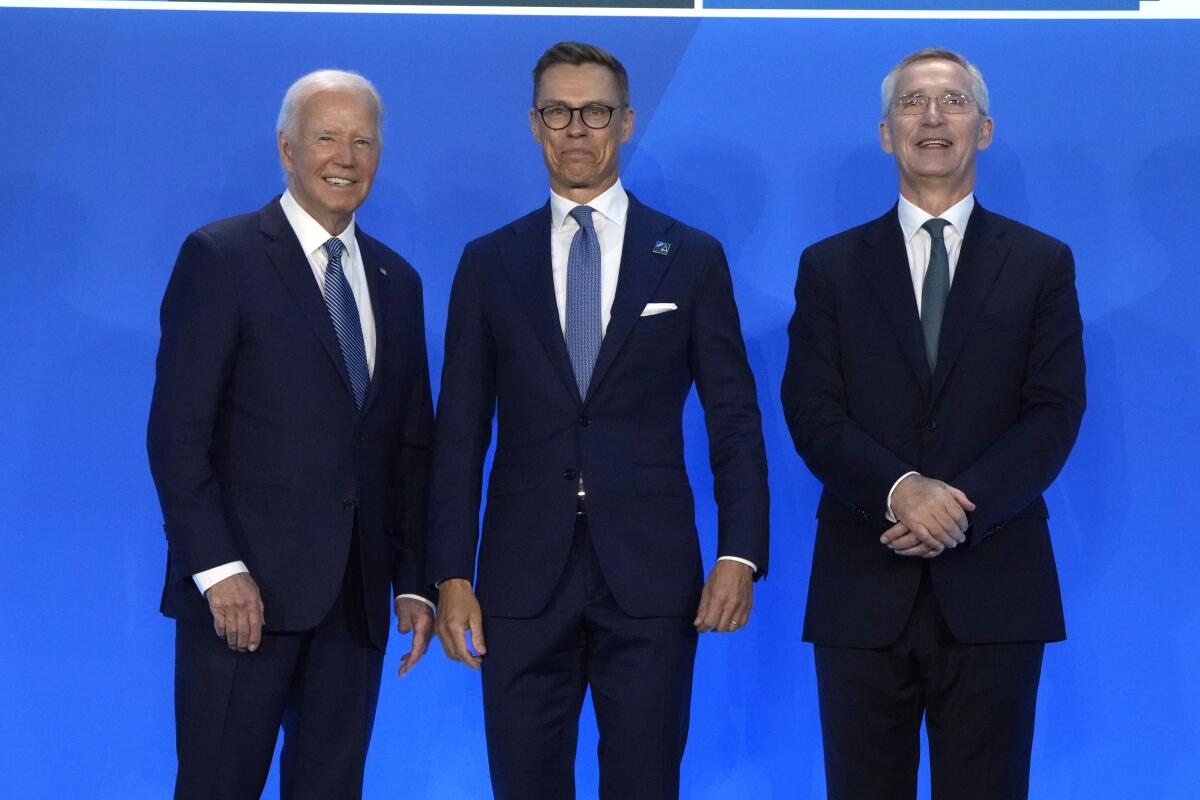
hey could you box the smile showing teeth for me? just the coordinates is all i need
[324,177,353,185]
[918,139,951,148]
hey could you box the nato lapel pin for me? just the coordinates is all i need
[652,240,672,256]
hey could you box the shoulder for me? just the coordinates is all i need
[356,227,421,287]
[803,213,890,263]
[470,206,547,250]
[627,197,721,254]
[192,202,273,245]
[975,206,1069,257]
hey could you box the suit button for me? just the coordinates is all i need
[925,420,937,432]
[357,433,367,444]
[563,469,577,481]
[342,499,357,510]
[578,415,591,427]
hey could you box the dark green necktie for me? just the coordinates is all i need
[920,218,951,372]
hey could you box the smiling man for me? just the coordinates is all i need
[781,49,1085,799]
[428,42,769,799]
[148,70,434,799]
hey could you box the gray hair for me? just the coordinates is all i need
[880,48,990,119]
[276,69,384,141]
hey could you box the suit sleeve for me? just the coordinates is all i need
[781,246,915,518]
[689,242,771,576]
[426,243,497,586]
[146,230,243,577]
[951,243,1086,544]
[391,274,436,599]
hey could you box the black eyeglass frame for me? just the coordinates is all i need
[535,103,625,130]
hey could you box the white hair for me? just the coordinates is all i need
[880,48,990,119]
[276,69,384,141]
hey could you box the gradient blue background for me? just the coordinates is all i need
[1,7,1197,798]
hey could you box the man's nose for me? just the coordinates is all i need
[920,99,946,124]
[565,109,589,136]
[334,139,357,164]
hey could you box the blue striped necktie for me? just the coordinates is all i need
[565,205,602,400]
[323,237,371,411]
[920,218,951,372]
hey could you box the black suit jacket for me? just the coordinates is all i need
[782,202,1085,647]
[148,197,434,650]
[428,195,770,618]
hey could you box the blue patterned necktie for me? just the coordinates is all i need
[565,206,602,400]
[323,237,371,411]
[920,218,951,372]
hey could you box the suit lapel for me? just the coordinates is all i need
[500,204,580,402]
[585,196,672,404]
[259,199,356,401]
[930,203,1010,402]
[357,229,388,416]
[857,208,931,399]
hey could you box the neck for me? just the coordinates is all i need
[551,174,618,206]
[898,180,973,218]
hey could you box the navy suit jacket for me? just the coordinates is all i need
[428,195,770,619]
[148,197,434,651]
[782,202,1085,648]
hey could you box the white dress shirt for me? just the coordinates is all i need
[548,180,756,575]
[549,180,629,337]
[193,193,432,610]
[885,193,975,520]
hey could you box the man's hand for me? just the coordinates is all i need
[395,597,434,678]
[885,474,976,554]
[434,579,486,670]
[880,522,944,558]
[694,560,754,633]
[205,572,265,653]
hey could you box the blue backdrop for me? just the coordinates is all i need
[2,6,1197,798]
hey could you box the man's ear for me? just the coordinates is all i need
[976,115,994,151]
[620,106,636,144]
[278,129,294,173]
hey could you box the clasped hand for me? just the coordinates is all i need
[881,474,975,558]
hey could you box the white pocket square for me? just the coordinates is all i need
[641,302,677,317]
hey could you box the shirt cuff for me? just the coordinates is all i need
[885,471,921,523]
[717,555,758,573]
[193,561,249,595]
[395,593,435,612]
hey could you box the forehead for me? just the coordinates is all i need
[297,88,378,129]
[894,59,971,93]
[536,63,621,104]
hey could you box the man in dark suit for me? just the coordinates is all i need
[147,70,434,799]
[428,42,770,799]
[782,48,1085,800]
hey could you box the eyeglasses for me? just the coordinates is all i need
[536,104,623,130]
[889,91,975,116]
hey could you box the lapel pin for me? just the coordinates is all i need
[652,241,672,256]
[378,267,388,276]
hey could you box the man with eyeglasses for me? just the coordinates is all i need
[428,41,769,799]
[782,48,1084,799]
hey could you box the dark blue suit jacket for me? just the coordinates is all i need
[428,195,770,618]
[782,202,1085,648]
[148,197,434,650]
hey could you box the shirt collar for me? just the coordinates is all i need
[897,192,975,243]
[550,179,629,232]
[280,189,358,261]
